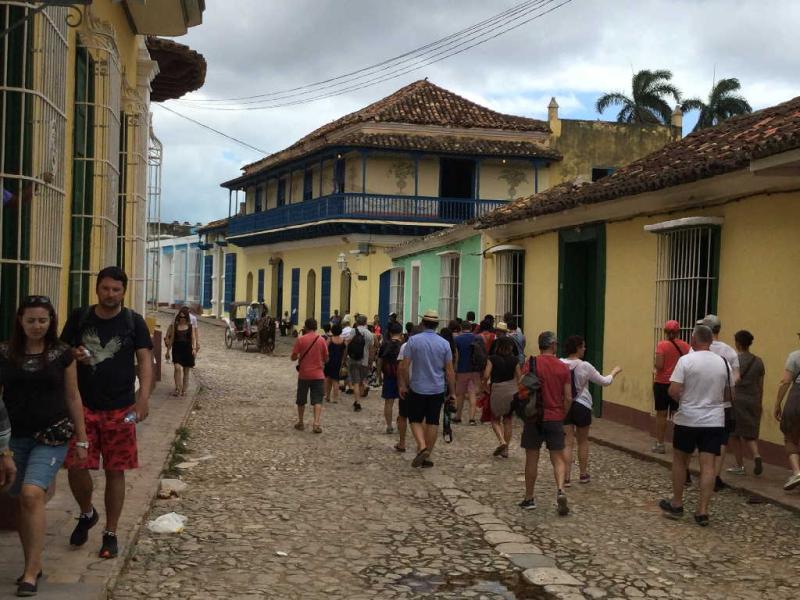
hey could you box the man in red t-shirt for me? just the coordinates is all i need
[291,318,329,433]
[652,320,691,453]
[519,331,572,515]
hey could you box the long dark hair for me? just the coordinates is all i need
[173,307,191,329]
[9,295,59,367]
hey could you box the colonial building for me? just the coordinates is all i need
[472,95,800,463]
[0,0,206,337]
[386,99,680,325]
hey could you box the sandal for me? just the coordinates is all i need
[492,444,507,457]
[15,571,42,585]
[293,423,305,431]
[313,426,322,434]
[394,443,406,453]
[170,390,180,397]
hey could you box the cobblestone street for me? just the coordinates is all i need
[111,320,800,600]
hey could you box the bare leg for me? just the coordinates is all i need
[397,416,408,449]
[786,439,800,475]
[524,449,540,499]
[671,449,689,507]
[410,422,427,453]
[731,435,744,467]
[455,392,465,420]
[324,378,332,401]
[173,364,182,393]
[384,399,394,429]
[715,444,727,477]
[576,426,591,476]
[424,423,438,456]
[491,418,505,445]
[563,425,575,481]
[18,485,46,583]
[68,468,93,514]
[312,404,322,429]
[331,379,340,403]
[655,410,668,444]
[182,367,191,395]
[697,452,716,515]
[502,417,513,445]
[297,404,305,425]
[103,470,125,533]
[467,386,477,421]
[747,439,761,461]
[550,449,566,490]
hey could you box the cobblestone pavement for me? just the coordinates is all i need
[112,321,800,600]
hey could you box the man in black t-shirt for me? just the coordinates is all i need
[60,267,153,560]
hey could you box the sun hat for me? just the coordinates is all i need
[421,309,440,323]
[495,321,509,333]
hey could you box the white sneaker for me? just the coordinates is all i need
[784,472,800,491]
[651,442,666,454]
[726,465,746,475]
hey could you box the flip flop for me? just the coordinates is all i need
[313,426,322,434]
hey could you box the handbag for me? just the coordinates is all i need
[33,417,74,446]
[296,336,321,372]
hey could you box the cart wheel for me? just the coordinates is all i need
[225,328,233,348]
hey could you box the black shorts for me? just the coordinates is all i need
[672,425,725,456]
[296,379,324,406]
[398,395,410,419]
[722,407,736,445]
[407,390,445,425]
[653,383,678,412]
[520,420,565,451]
[564,402,592,428]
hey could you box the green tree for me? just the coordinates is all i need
[682,78,752,132]
[596,69,681,124]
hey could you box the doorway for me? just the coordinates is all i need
[339,270,351,315]
[410,264,420,323]
[306,269,317,319]
[378,269,391,331]
[439,158,475,221]
[557,224,606,416]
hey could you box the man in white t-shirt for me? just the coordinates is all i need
[659,324,732,527]
[697,314,740,491]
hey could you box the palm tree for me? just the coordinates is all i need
[596,69,682,125]
[682,78,752,132]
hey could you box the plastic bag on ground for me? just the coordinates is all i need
[147,512,188,533]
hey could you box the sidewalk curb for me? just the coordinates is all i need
[589,433,800,515]
[98,383,201,600]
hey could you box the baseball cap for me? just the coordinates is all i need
[696,314,721,329]
[664,320,680,332]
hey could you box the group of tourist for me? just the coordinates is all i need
[291,307,800,526]
[0,267,153,597]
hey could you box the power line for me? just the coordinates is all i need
[179,0,549,104]
[154,104,269,154]
[179,0,572,111]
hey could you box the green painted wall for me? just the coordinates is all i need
[394,234,482,323]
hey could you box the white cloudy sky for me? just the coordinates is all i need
[151,0,800,224]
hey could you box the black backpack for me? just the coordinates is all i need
[511,356,543,422]
[469,336,488,372]
[347,328,366,360]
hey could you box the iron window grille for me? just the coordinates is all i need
[145,128,162,310]
[0,2,67,338]
[495,250,524,329]
[651,223,720,344]
[389,267,404,323]
[438,252,460,325]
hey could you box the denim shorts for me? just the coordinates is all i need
[8,437,68,497]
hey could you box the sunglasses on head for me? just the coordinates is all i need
[23,295,51,305]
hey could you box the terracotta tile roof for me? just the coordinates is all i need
[146,37,206,102]
[335,131,560,160]
[236,80,549,179]
[477,95,800,229]
[197,217,228,233]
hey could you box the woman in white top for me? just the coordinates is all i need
[561,335,621,485]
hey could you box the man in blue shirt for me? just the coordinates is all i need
[398,310,456,468]
[453,321,480,424]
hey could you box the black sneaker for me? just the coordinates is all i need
[714,476,728,492]
[99,531,118,559]
[16,581,37,597]
[518,498,537,510]
[421,459,434,468]
[754,457,763,476]
[556,491,569,516]
[353,401,362,412]
[658,499,684,519]
[70,508,99,546]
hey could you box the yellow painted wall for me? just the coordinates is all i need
[479,159,536,200]
[602,191,800,447]
[230,242,393,327]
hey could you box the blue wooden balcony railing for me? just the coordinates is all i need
[227,193,508,237]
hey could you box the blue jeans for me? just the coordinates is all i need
[8,437,68,497]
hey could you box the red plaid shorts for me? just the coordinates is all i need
[64,406,139,471]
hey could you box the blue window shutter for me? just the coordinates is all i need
[257,268,265,303]
[290,268,300,324]
[224,253,237,307]
[202,255,213,309]
[321,266,331,324]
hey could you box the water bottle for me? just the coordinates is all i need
[123,411,138,424]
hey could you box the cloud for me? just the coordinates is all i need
[153,0,800,223]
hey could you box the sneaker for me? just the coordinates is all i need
[492,444,507,457]
[651,442,666,454]
[421,460,434,468]
[99,531,118,559]
[556,491,569,516]
[658,499,684,519]
[783,472,800,491]
[353,401,362,412]
[16,581,37,597]
[518,498,537,510]
[469,419,478,426]
[714,476,729,492]
[386,426,395,434]
[579,474,591,484]
[694,514,710,527]
[754,457,763,476]
[69,508,99,546]
[726,465,746,475]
